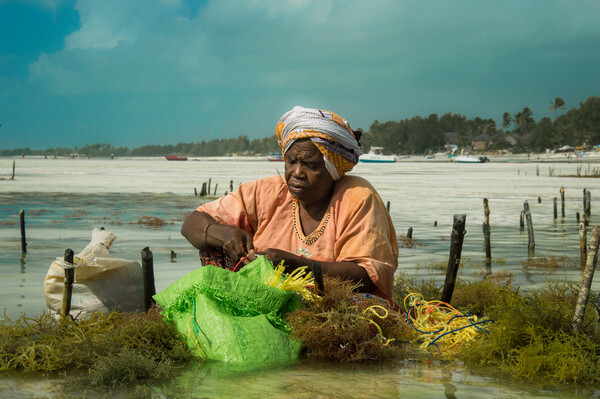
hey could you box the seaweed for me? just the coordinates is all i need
[0,308,192,386]
[459,280,600,384]
[286,276,414,362]
[522,256,579,271]
[398,235,425,248]
[134,216,169,227]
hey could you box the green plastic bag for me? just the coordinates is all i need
[153,256,303,364]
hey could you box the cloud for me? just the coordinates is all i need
[4,0,600,148]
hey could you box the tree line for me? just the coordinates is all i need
[362,96,600,154]
[1,96,598,157]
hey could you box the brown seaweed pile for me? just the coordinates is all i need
[286,276,414,362]
[0,308,192,386]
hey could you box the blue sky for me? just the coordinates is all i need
[1,0,599,149]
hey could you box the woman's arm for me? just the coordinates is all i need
[181,210,254,260]
[257,248,377,293]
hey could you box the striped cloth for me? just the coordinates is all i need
[275,106,363,180]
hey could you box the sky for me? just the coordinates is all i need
[1,0,599,150]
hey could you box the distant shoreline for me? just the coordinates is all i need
[1,153,599,163]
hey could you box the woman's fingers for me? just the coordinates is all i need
[222,227,255,260]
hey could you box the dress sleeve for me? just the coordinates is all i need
[196,180,259,234]
[333,180,398,297]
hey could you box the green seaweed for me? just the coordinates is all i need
[0,308,192,386]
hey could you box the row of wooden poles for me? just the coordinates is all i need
[441,213,600,333]
[520,187,591,263]
[434,187,598,334]
[194,179,234,197]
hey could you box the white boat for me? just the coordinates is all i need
[359,147,396,163]
[454,155,489,163]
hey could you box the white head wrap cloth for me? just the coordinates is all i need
[276,106,363,180]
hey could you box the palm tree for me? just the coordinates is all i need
[502,112,513,130]
[514,107,535,134]
[549,97,566,120]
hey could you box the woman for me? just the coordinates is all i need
[181,106,398,297]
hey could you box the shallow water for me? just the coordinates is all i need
[1,156,599,397]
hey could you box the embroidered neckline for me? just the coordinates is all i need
[292,198,331,245]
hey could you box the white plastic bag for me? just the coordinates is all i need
[44,228,145,319]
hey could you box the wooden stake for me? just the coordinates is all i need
[230,180,233,192]
[386,201,390,212]
[200,182,207,197]
[11,161,15,180]
[214,183,218,196]
[441,214,466,303]
[572,225,600,332]
[483,222,491,260]
[19,210,26,253]
[523,201,535,256]
[483,198,490,228]
[580,216,587,267]
[538,196,541,203]
[585,190,591,218]
[208,178,211,195]
[407,227,413,239]
[194,187,197,196]
[311,262,325,296]
[142,247,156,311]
[560,187,565,217]
[553,197,557,219]
[60,249,75,319]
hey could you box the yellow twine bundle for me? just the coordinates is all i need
[265,262,318,302]
[404,293,488,352]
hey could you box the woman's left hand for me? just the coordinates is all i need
[257,248,306,271]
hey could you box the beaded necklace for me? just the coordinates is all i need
[292,199,331,245]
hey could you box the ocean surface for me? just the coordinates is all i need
[1,156,599,398]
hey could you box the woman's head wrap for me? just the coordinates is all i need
[275,106,363,180]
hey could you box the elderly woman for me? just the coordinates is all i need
[181,106,398,297]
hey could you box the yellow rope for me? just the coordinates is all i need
[361,305,395,345]
[265,261,319,302]
[403,293,488,352]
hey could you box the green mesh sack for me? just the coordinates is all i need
[153,256,303,364]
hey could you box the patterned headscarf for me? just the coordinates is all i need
[275,106,363,180]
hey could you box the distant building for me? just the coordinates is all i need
[471,133,490,151]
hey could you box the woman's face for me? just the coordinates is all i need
[284,139,335,207]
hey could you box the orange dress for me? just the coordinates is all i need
[197,175,398,297]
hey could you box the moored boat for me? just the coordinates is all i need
[359,147,396,163]
[454,155,488,163]
[165,155,188,161]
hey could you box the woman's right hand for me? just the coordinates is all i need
[220,225,254,261]
[181,211,254,260]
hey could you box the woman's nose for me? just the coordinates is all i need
[291,163,305,178]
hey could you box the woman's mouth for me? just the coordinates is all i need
[287,183,308,195]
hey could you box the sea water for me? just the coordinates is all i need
[0,156,599,398]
